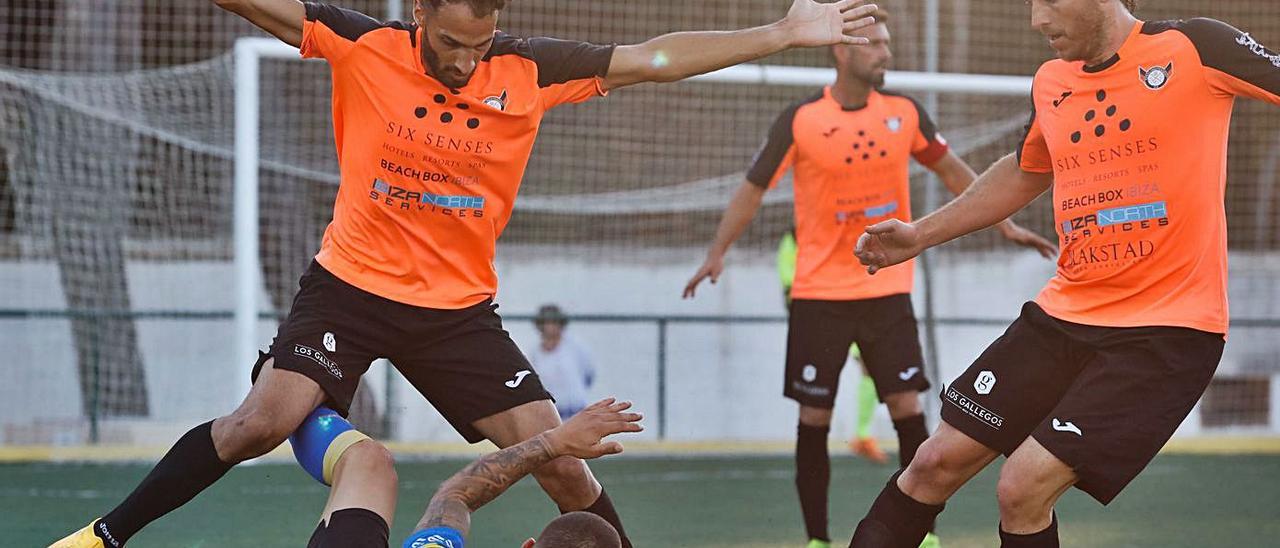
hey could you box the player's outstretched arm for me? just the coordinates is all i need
[411,399,643,537]
[603,0,878,90]
[856,153,1052,274]
[211,0,305,47]
[926,151,1057,259]
[683,181,767,298]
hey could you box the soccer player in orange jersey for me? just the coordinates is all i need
[849,1,1280,547]
[683,9,1055,548]
[50,1,885,547]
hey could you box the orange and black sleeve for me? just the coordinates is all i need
[1167,18,1280,105]
[1016,91,1053,174]
[301,2,386,62]
[905,96,949,166]
[746,100,807,189]
[528,37,616,109]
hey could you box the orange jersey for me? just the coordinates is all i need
[300,3,613,308]
[748,87,949,301]
[1020,19,1280,334]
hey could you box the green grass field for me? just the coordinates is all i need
[7,453,1280,547]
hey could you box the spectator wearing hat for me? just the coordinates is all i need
[530,304,597,420]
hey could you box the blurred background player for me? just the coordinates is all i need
[850,1,1280,546]
[49,1,883,546]
[401,398,643,548]
[529,304,597,421]
[779,228,887,464]
[684,8,1056,548]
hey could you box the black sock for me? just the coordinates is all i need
[850,471,944,548]
[891,414,933,535]
[891,414,929,468]
[1000,513,1059,548]
[581,489,632,548]
[308,508,390,548]
[95,421,233,547]
[796,423,831,542]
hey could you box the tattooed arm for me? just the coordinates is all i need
[412,398,644,537]
[422,433,558,534]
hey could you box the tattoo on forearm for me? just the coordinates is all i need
[422,434,558,533]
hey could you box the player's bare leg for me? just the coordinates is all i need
[320,440,398,526]
[851,422,998,547]
[305,438,399,548]
[465,399,633,547]
[212,359,329,462]
[995,437,1075,544]
[52,359,326,547]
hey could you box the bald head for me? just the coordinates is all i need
[534,512,621,548]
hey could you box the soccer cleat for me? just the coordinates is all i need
[849,436,889,464]
[49,520,105,548]
[806,540,832,548]
[919,532,942,548]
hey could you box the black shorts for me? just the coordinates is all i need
[252,261,551,443]
[941,302,1224,504]
[784,294,930,408]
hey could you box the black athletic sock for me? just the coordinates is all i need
[581,489,632,548]
[891,414,934,535]
[796,423,832,542]
[849,471,945,548]
[95,421,233,547]
[999,514,1059,548]
[308,508,390,548]
[891,414,929,468]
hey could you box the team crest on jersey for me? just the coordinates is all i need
[885,116,903,133]
[482,89,508,111]
[1139,62,1173,90]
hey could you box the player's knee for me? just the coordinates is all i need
[218,408,293,461]
[903,437,960,486]
[996,462,1050,517]
[798,406,833,427]
[340,439,397,480]
[882,392,922,418]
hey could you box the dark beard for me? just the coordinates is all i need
[421,43,473,89]
[1075,6,1111,62]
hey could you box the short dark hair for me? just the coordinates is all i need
[869,7,890,24]
[536,512,621,548]
[1121,0,1138,12]
[422,0,508,18]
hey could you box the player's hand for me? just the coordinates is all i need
[543,398,644,460]
[855,219,924,275]
[682,254,725,299]
[780,0,879,48]
[998,220,1058,259]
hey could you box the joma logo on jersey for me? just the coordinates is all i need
[370,179,485,218]
[1062,201,1169,235]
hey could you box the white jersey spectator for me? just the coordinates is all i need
[529,305,596,419]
